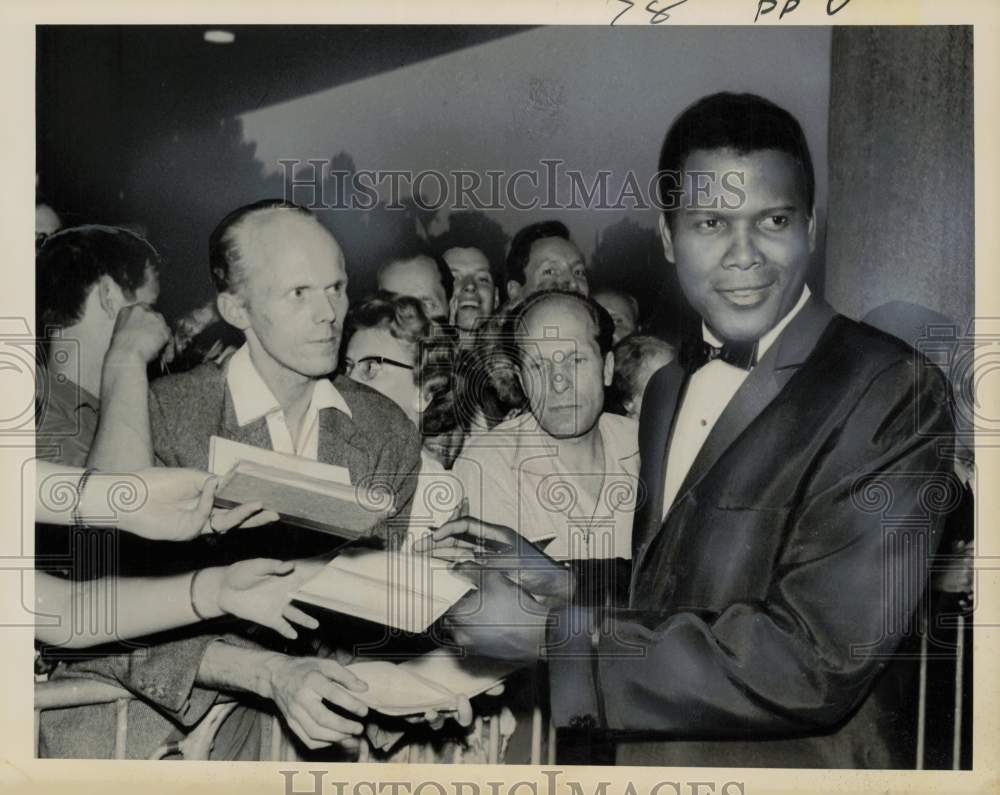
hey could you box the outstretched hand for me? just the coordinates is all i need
[218,559,320,639]
[413,513,574,605]
[264,655,370,750]
[108,468,279,541]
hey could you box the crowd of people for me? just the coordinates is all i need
[32,91,971,767]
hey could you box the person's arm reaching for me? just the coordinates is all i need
[35,559,320,648]
[87,303,170,471]
[196,642,370,750]
[35,460,278,540]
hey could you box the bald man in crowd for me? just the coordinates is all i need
[41,200,423,759]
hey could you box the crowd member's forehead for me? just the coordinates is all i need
[444,247,489,270]
[528,236,583,265]
[594,290,637,319]
[236,210,343,284]
[382,255,439,283]
[519,293,599,352]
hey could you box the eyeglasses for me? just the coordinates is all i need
[343,355,414,381]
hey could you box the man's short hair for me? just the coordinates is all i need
[376,252,455,301]
[434,243,505,299]
[347,291,434,355]
[208,199,316,294]
[657,92,815,225]
[36,224,160,332]
[608,333,676,412]
[593,287,641,324]
[508,288,616,364]
[504,220,571,287]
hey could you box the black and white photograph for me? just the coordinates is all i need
[4,1,998,792]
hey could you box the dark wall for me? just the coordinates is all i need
[825,27,974,330]
[38,25,833,336]
[36,25,531,321]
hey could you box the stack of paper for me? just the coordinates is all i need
[293,547,475,633]
[348,648,519,716]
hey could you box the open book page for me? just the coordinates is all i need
[348,650,519,716]
[293,548,475,633]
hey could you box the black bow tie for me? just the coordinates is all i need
[684,338,759,372]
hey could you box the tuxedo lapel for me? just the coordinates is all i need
[632,360,687,560]
[668,298,837,515]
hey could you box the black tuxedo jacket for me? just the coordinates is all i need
[547,299,957,768]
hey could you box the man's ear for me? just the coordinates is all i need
[506,281,522,305]
[658,213,675,264]
[415,382,433,417]
[96,275,125,320]
[514,363,530,401]
[492,286,500,311]
[807,211,817,254]
[217,291,251,331]
[603,350,615,388]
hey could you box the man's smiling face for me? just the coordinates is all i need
[661,147,815,343]
[444,246,497,331]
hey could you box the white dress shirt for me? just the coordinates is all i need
[454,412,641,560]
[662,286,812,518]
[226,343,352,460]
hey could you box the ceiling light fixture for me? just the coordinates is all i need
[203,30,235,44]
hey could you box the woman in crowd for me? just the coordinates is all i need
[342,292,464,532]
[341,292,511,760]
[451,307,527,433]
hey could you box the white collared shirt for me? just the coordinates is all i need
[661,286,811,518]
[396,451,466,552]
[226,343,352,460]
[454,412,641,560]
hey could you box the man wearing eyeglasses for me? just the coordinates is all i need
[44,199,424,759]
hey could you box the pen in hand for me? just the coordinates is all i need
[417,499,515,561]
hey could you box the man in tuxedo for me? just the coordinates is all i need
[428,92,956,768]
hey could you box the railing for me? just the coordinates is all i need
[34,676,555,763]
[34,647,966,766]
[34,678,238,760]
